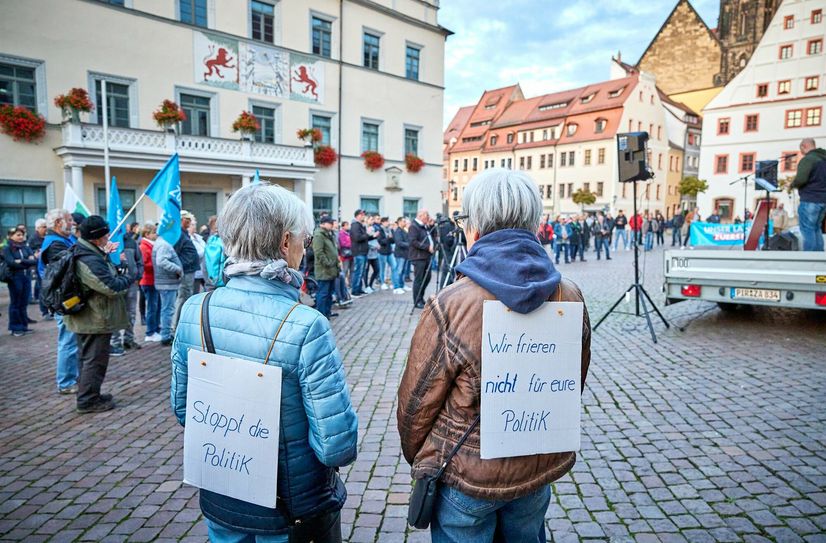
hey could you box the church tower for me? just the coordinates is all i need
[717,0,781,84]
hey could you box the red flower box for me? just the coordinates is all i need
[153,99,186,128]
[314,145,338,168]
[0,105,46,142]
[297,128,323,143]
[405,154,424,173]
[361,151,385,171]
[54,88,94,117]
[232,111,260,134]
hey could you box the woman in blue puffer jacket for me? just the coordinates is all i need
[171,184,359,542]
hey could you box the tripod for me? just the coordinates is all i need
[593,180,670,343]
[440,234,468,290]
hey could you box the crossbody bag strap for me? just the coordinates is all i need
[263,302,301,365]
[434,416,480,479]
[199,290,217,353]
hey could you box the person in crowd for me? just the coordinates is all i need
[580,214,591,253]
[791,138,826,251]
[127,222,140,240]
[671,211,685,247]
[392,217,410,294]
[110,225,144,354]
[139,223,161,343]
[706,208,721,223]
[594,211,613,260]
[613,210,629,251]
[330,220,352,309]
[629,211,643,246]
[397,168,591,542]
[203,216,225,291]
[4,227,37,336]
[171,184,358,542]
[436,214,457,281]
[408,209,434,309]
[312,216,340,319]
[683,208,698,247]
[338,220,353,287]
[571,216,586,262]
[28,218,48,319]
[643,212,653,251]
[153,231,183,346]
[553,216,571,264]
[537,215,554,260]
[63,216,132,414]
[40,209,79,393]
[349,210,372,297]
[189,219,206,294]
[172,210,199,329]
[770,203,788,233]
[364,215,380,292]
[377,216,395,291]
[654,211,665,245]
[734,215,743,225]
[199,224,210,242]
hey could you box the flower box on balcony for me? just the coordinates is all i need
[232,111,260,138]
[153,99,186,130]
[54,88,93,123]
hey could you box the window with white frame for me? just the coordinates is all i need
[251,0,275,42]
[312,195,333,221]
[312,15,332,58]
[252,104,276,143]
[405,45,420,80]
[93,78,131,127]
[311,113,332,145]
[0,62,36,111]
[403,198,419,219]
[361,121,380,152]
[404,128,419,156]
[179,0,208,27]
[180,93,211,136]
[363,32,380,70]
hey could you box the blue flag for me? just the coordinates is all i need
[252,169,261,185]
[107,176,125,265]
[145,154,182,245]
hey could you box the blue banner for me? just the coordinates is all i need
[689,221,773,246]
[107,176,125,265]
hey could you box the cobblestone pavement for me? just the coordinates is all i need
[1,243,825,542]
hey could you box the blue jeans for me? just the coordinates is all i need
[671,226,681,246]
[55,313,79,390]
[378,253,395,286]
[351,255,367,294]
[158,288,178,341]
[613,229,628,250]
[334,272,349,303]
[798,201,826,251]
[205,520,287,543]
[393,256,407,289]
[644,231,654,251]
[431,484,550,543]
[403,258,411,281]
[554,241,570,263]
[316,278,334,317]
[6,273,30,332]
[596,238,610,259]
[141,285,160,336]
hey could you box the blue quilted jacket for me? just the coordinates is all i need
[170,275,358,533]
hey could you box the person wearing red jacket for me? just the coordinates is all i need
[629,212,643,246]
[537,215,554,259]
[139,223,161,342]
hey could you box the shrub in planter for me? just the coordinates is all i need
[361,151,385,171]
[0,105,46,142]
[405,154,424,173]
[232,111,260,136]
[153,99,186,129]
[314,145,338,167]
[54,88,94,121]
[296,128,323,143]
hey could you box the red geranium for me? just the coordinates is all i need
[296,128,323,143]
[54,88,94,113]
[0,105,46,142]
[153,99,186,128]
[405,153,424,173]
[232,111,260,134]
[314,145,338,168]
[361,151,385,171]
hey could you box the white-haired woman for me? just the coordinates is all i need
[397,169,591,542]
[171,184,358,542]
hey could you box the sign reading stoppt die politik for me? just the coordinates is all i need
[481,301,583,459]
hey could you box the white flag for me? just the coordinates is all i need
[63,184,91,217]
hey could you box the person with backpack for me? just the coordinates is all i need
[203,230,226,290]
[139,223,161,343]
[63,216,133,414]
[3,226,37,337]
[792,138,826,251]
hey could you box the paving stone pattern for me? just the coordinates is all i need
[1,244,824,542]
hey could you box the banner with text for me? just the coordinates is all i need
[480,301,583,459]
[689,221,773,246]
[183,350,282,508]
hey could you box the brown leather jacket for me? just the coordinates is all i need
[397,276,591,501]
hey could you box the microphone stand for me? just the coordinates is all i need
[729,173,754,248]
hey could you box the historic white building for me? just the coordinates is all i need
[0,0,448,230]
[698,0,825,222]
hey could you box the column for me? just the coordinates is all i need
[295,178,313,209]
[242,175,251,187]
[71,165,84,199]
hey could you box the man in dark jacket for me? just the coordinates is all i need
[671,212,685,247]
[312,217,340,319]
[172,211,199,328]
[392,217,410,294]
[792,138,826,251]
[594,212,613,261]
[111,233,144,352]
[408,209,434,308]
[63,216,132,414]
[349,209,374,296]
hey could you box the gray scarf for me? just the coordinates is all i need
[223,258,304,289]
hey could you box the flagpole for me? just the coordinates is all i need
[113,191,148,235]
[102,79,111,212]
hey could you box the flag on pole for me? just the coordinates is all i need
[63,184,91,217]
[107,176,125,265]
[145,154,182,245]
[252,169,261,185]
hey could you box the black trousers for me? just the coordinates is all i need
[76,333,112,407]
[289,510,342,543]
[412,258,432,306]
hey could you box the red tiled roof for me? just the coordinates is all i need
[444,105,474,145]
[557,109,624,145]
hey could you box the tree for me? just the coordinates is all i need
[571,189,597,209]
[678,176,709,197]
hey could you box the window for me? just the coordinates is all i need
[745,114,759,132]
[639,91,643,102]
[542,129,548,140]
[363,32,380,70]
[784,15,794,29]
[453,159,458,173]
[560,152,567,167]
[657,126,662,140]
[608,87,624,98]
[596,182,604,197]
[311,113,332,145]
[594,119,606,133]
[714,198,734,221]
[0,184,47,233]
[656,185,660,200]
[740,153,755,173]
[806,107,822,126]
[180,93,210,136]
[251,1,274,42]
[756,83,768,97]
[649,123,654,136]
[568,151,575,166]
[404,128,419,156]
[506,133,514,144]
[658,154,662,169]
[807,39,823,55]
[598,148,605,164]
[715,155,728,174]
[688,134,695,145]
[583,182,590,193]
[312,16,332,58]
[94,79,130,127]
[361,121,379,152]
[637,121,642,131]
[538,184,545,197]
[559,184,565,199]
[470,120,491,128]
[567,183,574,197]
[566,123,577,136]
[813,9,823,24]
[628,119,633,131]
[472,157,477,171]
[650,95,654,105]
[527,156,532,170]
[403,199,419,219]
[405,45,420,80]
[717,117,730,135]
[507,158,512,169]
[778,80,791,95]
[520,133,527,144]
[500,159,505,167]
[805,76,819,91]
[463,158,468,172]
[540,155,545,169]
[785,109,802,128]
[538,101,567,111]
[519,157,525,170]
[312,196,333,221]
[584,149,591,165]
[490,135,498,146]
[622,184,627,198]
[547,153,553,168]
[360,197,380,214]
[97,187,136,217]
[179,0,207,27]
[779,44,793,59]
[782,153,798,172]
[0,63,37,111]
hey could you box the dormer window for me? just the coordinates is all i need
[566,123,578,136]
[608,87,625,98]
[594,118,606,133]
[581,93,595,104]
[490,135,498,146]
[506,133,514,144]
[484,104,496,110]
[538,101,568,111]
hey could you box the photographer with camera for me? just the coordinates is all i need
[408,209,434,309]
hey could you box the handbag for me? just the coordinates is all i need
[407,416,480,529]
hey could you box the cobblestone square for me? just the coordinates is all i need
[1,246,824,542]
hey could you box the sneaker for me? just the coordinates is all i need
[110,346,125,357]
[350,292,364,299]
[99,393,113,403]
[12,331,25,337]
[403,286,412,292]
[337,299,353,307]
[76,399,115,414]
[394,288,404,294]
[58,385,78,395]
[364,287,374,294]
[124,339,142,350]
[380,284,389,290]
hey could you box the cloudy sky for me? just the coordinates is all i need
[439,0,718,124]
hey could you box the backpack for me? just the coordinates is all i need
[0,258,10,283]
[40,246,86,315]
[204,234,226,287]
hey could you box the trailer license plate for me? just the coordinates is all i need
[731,288,781,302]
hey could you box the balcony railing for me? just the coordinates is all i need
[60,123,314,167]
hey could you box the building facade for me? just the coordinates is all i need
[718,0,781,85]
[698,0,825,222]
[0,0,447,232]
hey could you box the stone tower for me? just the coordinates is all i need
[717,0,781,84]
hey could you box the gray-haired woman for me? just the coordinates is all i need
[397,169,591,542]
[171,184,358,542]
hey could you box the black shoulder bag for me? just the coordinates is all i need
[407,416,480,529]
